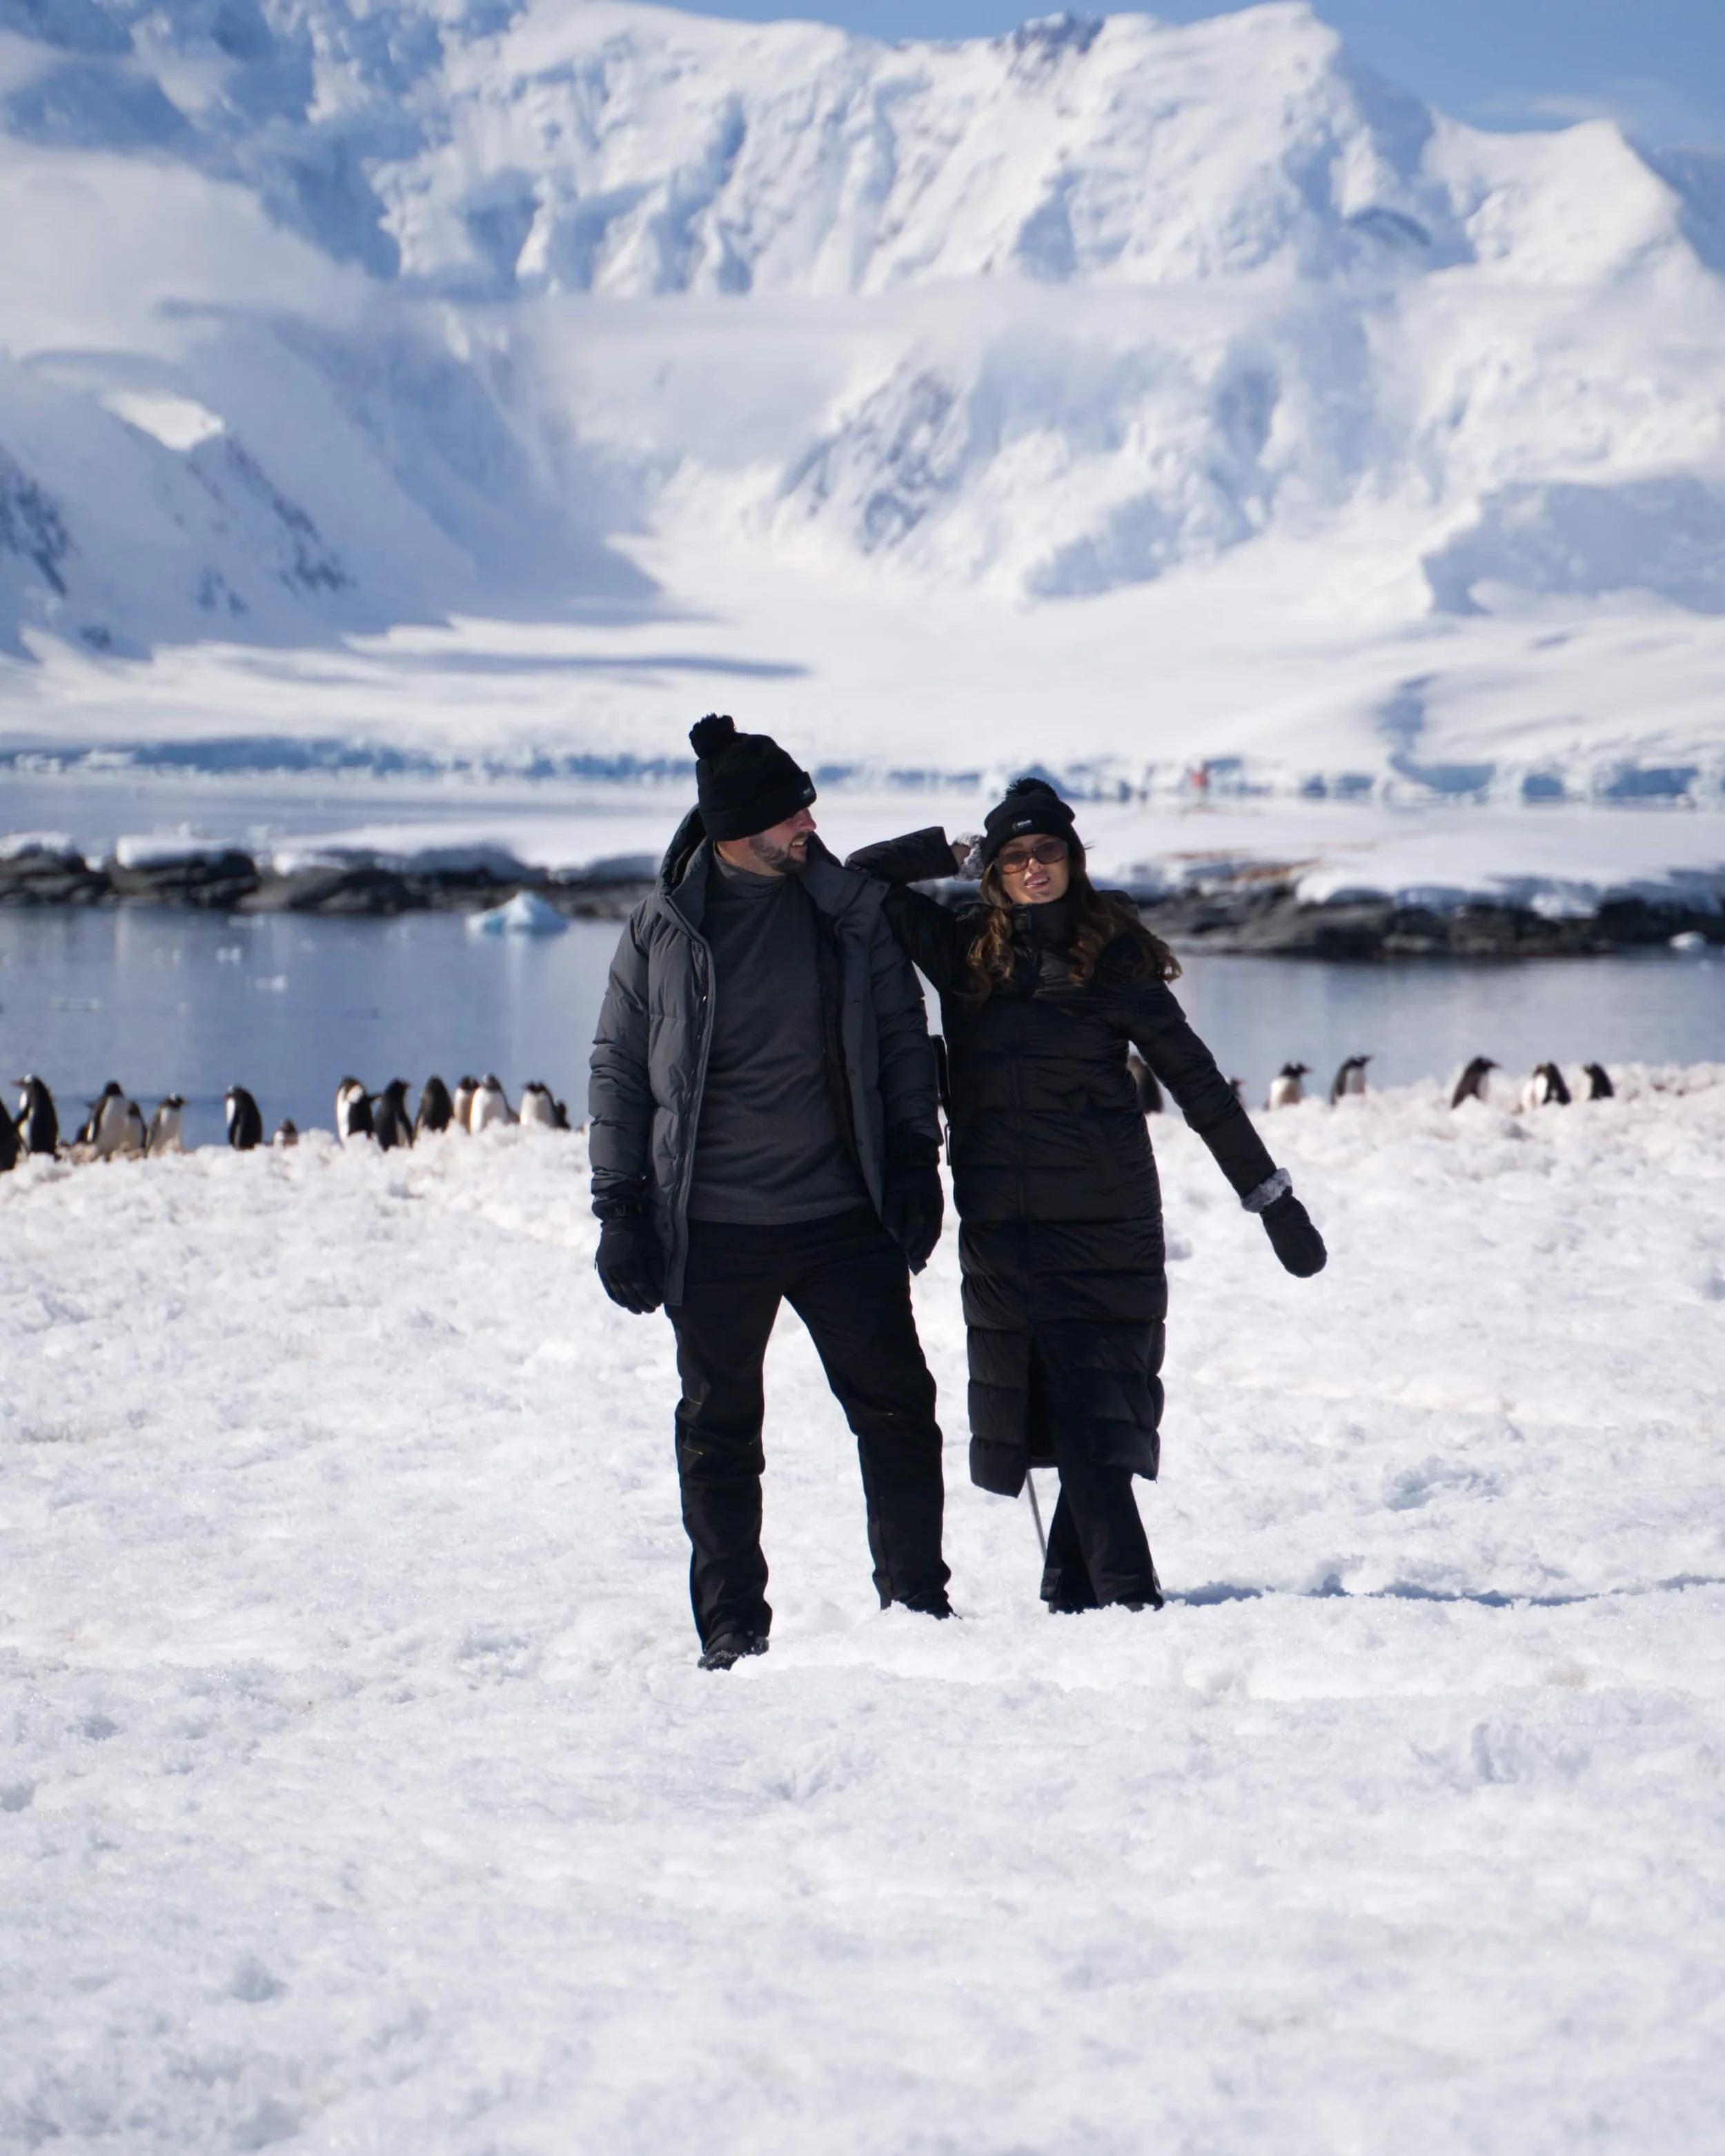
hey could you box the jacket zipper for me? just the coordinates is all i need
[663,891,716,1284]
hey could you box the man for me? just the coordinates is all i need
[588,713,952,1668]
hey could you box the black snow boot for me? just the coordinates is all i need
[698,1630,769,1672]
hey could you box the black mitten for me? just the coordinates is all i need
[881,1129,944,1273]
[1261,1191,1327,1278]
[595,1215,664,1313]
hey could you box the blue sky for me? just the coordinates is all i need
[674,0,1725,149]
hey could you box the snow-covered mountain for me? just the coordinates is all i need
[1,0,1723,793]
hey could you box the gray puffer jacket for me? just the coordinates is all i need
[588,809,941,1303]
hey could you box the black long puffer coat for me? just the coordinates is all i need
[847,829,1280,1498]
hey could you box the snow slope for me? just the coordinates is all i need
[3,1078,1725,2149]
[0,0,1724,804]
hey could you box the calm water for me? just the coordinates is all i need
[0,911,620,1147]
[0,908,1719,1147]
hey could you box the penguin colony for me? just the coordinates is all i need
[0,1055,1626,1174]
[1,1072,573,1170]
[1121,1053,1615,1119]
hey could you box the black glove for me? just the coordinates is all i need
[1261,1191,1327,1278]
[880,1129,944,1274]
[595,1214,664,1314]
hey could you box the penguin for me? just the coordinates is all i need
[519,1081,559,1129]
[1450,1056,1497,1109]
[1267,1062,1309,1111]
[1583,1062,1615,1100]
[1520,1062,1570,1111]
[90,1082,130,1159]
[552,1096,571,1131]
[0,1092,18,1174]
[1330,1055,1372,1105]
[273,1119,299,1148]
[119,1100,148,1158]
[450,1076,478,1131]
[226,1085,264,1150]
[1127,1052,1163,1116]
[335,1078,374,1144]
[17,1076,59,1156]
[147,1096,186,1156]
[1229,1078,1245,1105]
[415,1075,454,1138]
[469,1074,511,1132]
[371,1078,414,1151]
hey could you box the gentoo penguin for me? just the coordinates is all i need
[90,1082,130,1158]
[469,1074,511,1132]
[1229,1077,1245,1105]
[552,1096,571,1131]
[1127,1052,1163,1116]
[1520,1062,1571,1110]
[519,1080,559,1129]
[371,1078,414,1151]
[273,1119,299,1147]
[1583,1062,1615,1100]
[335,1078,374,1143]
[1330,1055,1372,1104]
[1450,1056,1497,1109]
[450,1076,478,1132]
[147,1096,186,1156]
[1267,1062,1310,1111]
[119,1100,148,1157]
[414,1075,454,1138]
[17,1076,59,1156]
[0,1093,18,1174]
[226,1085,264,1149]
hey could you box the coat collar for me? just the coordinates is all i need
[797,835,878,924]
[1013,893,1076,951]
[658,819,877,935]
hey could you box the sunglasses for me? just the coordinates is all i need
[996,838,1069,872]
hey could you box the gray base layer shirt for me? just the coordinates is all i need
[685,850,870,1225]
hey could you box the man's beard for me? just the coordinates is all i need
[744,830,810,873]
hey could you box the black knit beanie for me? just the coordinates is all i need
[977,776,1078,869]
[689,714,816,841]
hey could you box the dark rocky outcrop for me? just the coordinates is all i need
[1131,884,1724,959]
[106,849,262,909]
[0,845,110,906]
[905,875,1724,959]
[239,862,654,917]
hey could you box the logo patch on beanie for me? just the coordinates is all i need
[1013,817,1034,830]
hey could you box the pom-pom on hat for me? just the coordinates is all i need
[689,713,817,842]
[977,776,1079,870]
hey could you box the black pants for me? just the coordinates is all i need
[1032,1358,1161,1611]
[667,1209,949,1646]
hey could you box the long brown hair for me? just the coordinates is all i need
[960,843,1181,1007]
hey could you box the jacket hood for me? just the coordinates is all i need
[658,804,708,894]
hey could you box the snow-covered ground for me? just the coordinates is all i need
[5,1074,1724,2150]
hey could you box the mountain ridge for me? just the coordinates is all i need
[0,0,1722,800]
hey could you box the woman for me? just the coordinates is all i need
[847,778,1326,1612]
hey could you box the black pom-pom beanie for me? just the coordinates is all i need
[689,714,817,842]
[977,776,1079,869]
